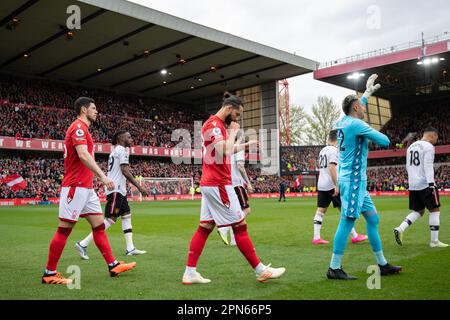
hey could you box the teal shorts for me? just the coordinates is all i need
[339,180,376,219]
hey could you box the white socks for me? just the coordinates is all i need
[398,211,422,232]
[313,210,324,240]
[350,228,358,239]
[122,215,134,251]
[429,212,440,242]
[79,218,114,247]
[254,262,266,275]
[185,266,197,276]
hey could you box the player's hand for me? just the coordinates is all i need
[333,186,340,197]
[229,121,240,131]
[247,184,254,194]
[101,177,115,191]
[140,189,149,197]
[363,74,381,98]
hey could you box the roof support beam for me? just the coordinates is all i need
[39,23,155,76]
[77,35,195,82]
[0,8,106,68]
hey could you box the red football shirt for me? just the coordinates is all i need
[200,115,231,186]
[61,119,95,188]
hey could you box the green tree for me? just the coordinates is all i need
[304,96,341,145]
[279,102,308,146]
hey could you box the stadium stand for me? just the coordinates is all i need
[0,74,206,147]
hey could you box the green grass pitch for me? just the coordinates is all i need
[0,197,449,300]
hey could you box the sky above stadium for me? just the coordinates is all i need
[129,0,450,112]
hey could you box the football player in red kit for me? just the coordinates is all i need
[42,97,136,285]
[182,92,286,284]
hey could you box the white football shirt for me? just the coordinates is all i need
[406,140,435,190]
[231,150,245,187]
[317,145,339,191]
[106,145,129,196]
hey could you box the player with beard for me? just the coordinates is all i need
[182,92,286,284]
[41,97,136,285]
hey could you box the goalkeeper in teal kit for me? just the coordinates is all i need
[327,74,402,280]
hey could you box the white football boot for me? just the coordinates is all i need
[430,240,449,248]
[256,264,286,282]
[75,242,89,260]
[182,272,211,285]
[126,248,147,255]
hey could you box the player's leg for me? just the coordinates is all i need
[183,189,215,284]
[427,188,448,247]
[313,207,328,244]
[394,190,424,246]
[43,187,83,284]
[362,193,401,275]
[123,212,147,255]
[76,193,118,259]
[83,190,136,276]
[327,216,357,280]
[327,182,358,280]
[231,186,250,247]
[183,222,215,284]
[313,190,331,244]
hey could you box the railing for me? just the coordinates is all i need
[318,32,450,69]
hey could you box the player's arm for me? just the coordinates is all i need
[329,164,339,196]
[215,122,239,158]
[424,148,436,187]
[120,164,148,197]
[355,119,390,147]
[233,141,258,154]
[237,161,253,193]
[75,144,114,190]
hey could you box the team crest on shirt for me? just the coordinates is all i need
[212,127,222,136]
[75,129,85,137]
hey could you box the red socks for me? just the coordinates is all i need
[233,224,261,268]
[186,226,213,267]
[46,226,72,271]
[92,223,116,265]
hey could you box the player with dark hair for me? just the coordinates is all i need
[42,98,136,285]
[394,127,448,248]
[182,92,285,284]
[76,131,149,258]
[327,75,402,280]
[312,130,367,245]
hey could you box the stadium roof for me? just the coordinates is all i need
[314,34,450,100]
[0,0,317,102]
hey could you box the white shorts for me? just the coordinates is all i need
[200,185,245,228]
[59,187,103,223]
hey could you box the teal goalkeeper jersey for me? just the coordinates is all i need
[335,102,390,183]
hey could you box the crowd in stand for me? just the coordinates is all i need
[280,146,321,174]
[372,103,450,150]
[0,74,205,147]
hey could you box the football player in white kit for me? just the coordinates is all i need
[76,130,149,258]
[313,130,368,245]
[394,127,448,248]
[218,134,253,246]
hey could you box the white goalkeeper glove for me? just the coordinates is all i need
[362,74,381,99]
